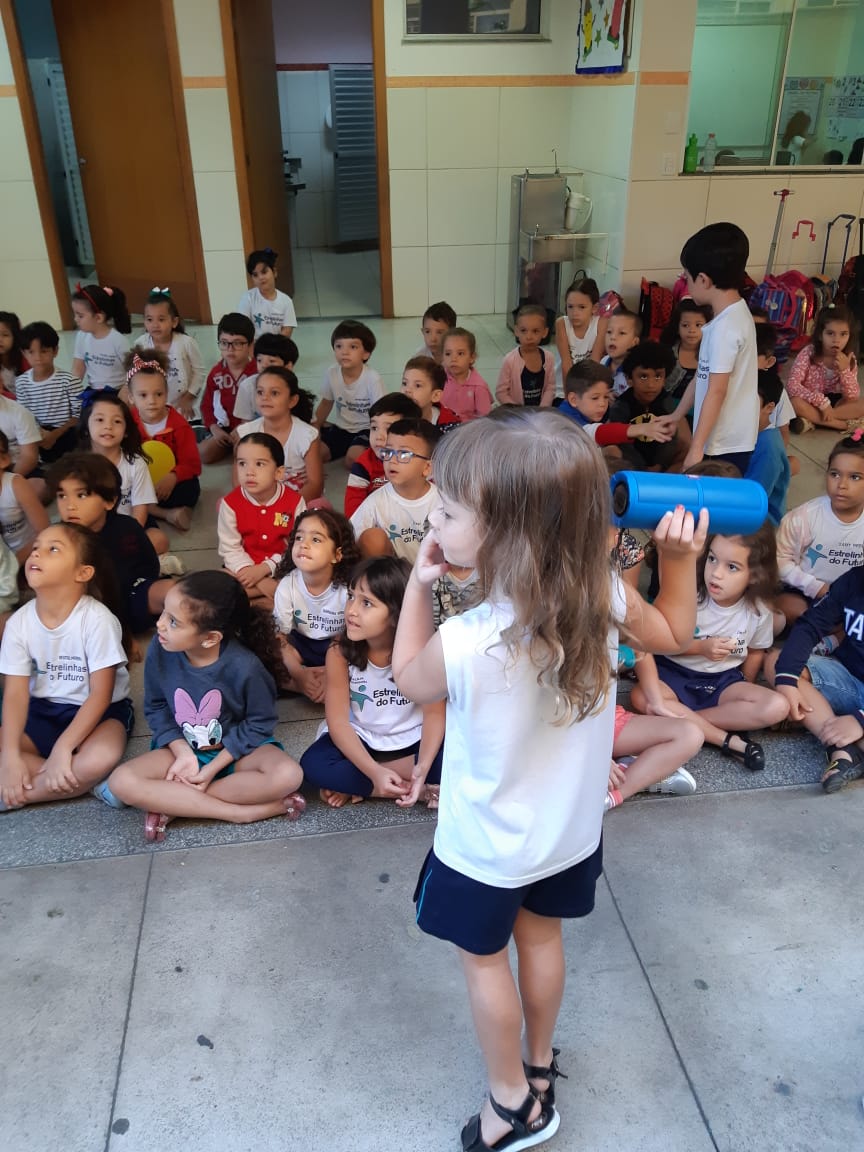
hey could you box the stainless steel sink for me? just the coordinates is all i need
[519,229,608,263]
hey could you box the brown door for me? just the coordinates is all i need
[51,0,207,320]
[227,0,294,294]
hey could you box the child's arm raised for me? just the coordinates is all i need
[392,532,449,703]
[624,507,709,654]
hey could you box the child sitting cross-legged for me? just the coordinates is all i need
[300,556,444,809]
[350,417,441,561]
[401,357,460,429]
[558,359,678,459]
[200,313,256,464]
[314,320,383,470]
[344,393,421,518]
[786,303,862,434]
[609,341,691,472]
[441,328,493,421]
[233,366,322,503]
[0,428,49,565]
[15,321,84,464]
[496,304,556,407]
[232,332,299,424]
[273,508,360,702]
[217,432,305,610]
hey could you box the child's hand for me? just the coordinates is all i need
[166,748,202,784]
[700,636,736,662]
[0,752,32,807]
[412,531,450,587]
[607,760,627,791]
[818,713,863,749]
[775,684,810,722]
[652,505,709,555]
[640,416,676,443]
[370,764,411,800]
[396,762,431,807]
[299,665,326,703]
[42,746,78,794]
[235,563,269,588]
[155,472,178,501]
[210,424,232,447]
[176,392,196,420]
[834,351,852,374]
[644,694,688,719]
[681,446,703,471]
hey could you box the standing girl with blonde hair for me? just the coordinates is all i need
[393,408,707,1150]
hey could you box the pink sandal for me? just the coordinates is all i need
[284,793,306,821]
[144,812,172,842]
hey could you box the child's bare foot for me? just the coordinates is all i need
[424,784,440,809]
[162,506,192,530]
[320,789,364,808]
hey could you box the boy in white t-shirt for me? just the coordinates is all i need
[236,247,296,339]
[314,320,383,470]
[674,222,758,473]
[350,418,441,562]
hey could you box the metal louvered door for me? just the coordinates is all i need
[329,64,379,247]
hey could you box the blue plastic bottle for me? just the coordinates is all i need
[610,472,768,535]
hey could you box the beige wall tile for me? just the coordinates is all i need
[0,259,60,326]
[623,178,709,271]
[390,170,427,247]
[494,243,514,315]
[0,99,33,183]
[580,171,629,275]
[387,89,427,171]
[173,0,225,78]
[428,168,498,247]
[629,86,689,182]
[203,249,245,321]
[498,87,573,170]
[391,247,430,317]
[569,86,636,182]
[705,176,793,268]
[192,171,244,251]
[184,89,234,173]
[0,181,50,261]
[635,0,697,73]
[428,245,496,314]
[427,88,499,170]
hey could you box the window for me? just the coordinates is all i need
[405,1,543,38]
[687,0,864,168]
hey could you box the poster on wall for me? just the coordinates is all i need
[576,0,629,75]
[826,75,864,140]
[777,77,824,145]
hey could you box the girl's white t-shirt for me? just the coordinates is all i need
[235,415,318,491]
[273,569,347,639]
[236,288,297,337]
[319,657,423,751]
[668,596,774,674]
[115,455,157,514]
[0,596,130,704]
[434,583,625,888]
[73,330,129,391]
[135,332,206,404]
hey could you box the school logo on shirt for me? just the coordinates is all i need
[350,682,373,710]
[805,543,824,567]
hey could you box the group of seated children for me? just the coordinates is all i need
[1,224,864,837]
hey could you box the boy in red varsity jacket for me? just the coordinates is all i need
[126,351,201,532]
[217,431,304,609]
[200,313,256,465]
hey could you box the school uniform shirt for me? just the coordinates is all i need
[0,395,41,464]
[135,333,206,404]
[273,569,347,641]
[116,455,157,515]
[232,373,259,423]
[0,596,130,705]
[73,329,129,391]
[775,567,864,701]
[693,298,758,456]
[768,384,794,430]
[218,483,305,574]
[745,427,790,525]
[344,447,386,518]
[132,407,201,484]
[441,369,493,421]
[235,415,318,492]
[319,364,384,433]
[777,495,864,599]
[667,596,774,675]
[145,635,278,761]
[0,471,32,554]
[319,658,423,752]
[200,359,256,430]
[562,314,599,363]
[14,368,84,427]
[434,582,625,888]
[236,288,297,338]
[349,482,438,562]
[495,347,555,407]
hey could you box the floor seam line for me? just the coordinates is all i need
[102,852,154,1152]
[603,872,721,1152]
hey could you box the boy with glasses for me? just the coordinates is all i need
[200,314,256,464]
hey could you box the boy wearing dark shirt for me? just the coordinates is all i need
[609,342,689,471]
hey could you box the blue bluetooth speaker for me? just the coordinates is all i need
[610,472,768,535]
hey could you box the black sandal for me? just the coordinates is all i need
[461,1090,559,1152]
[523,1048,567,1107]
[721,731,764,772]
[821,744,864,793]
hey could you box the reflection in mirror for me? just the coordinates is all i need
[405,1,542,37]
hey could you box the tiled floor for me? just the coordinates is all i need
[290,246,381,318]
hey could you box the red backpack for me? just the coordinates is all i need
[639,278,675,342]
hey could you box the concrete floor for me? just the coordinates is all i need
[2,315,861,1150]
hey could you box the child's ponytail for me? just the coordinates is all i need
[72,284,132,334]
[172,571,283,681]
[145,287,186,334]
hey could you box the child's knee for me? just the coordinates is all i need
[358,527,394,558]
[766,690,790,722]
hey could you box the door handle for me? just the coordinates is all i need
[78,156,86,166]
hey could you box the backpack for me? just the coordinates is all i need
[639,278,675,342]
[838,219,864,331]
[749,275,811,361]
[597,289,624,317]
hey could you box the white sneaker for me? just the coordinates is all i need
[647,766,697,795]
[159,553,186,577]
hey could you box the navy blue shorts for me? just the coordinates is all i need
[320,424,369,460]
[779,582,819,610]
[654,654,745,711]
[287,630,332,668]
[25,696,135,759]
[704,450,752,475]
[128,577,158,634]
[414,840,603,956]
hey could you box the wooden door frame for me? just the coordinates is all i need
[0,0,211,327]
[219,0,254,260]
[0,0,72,328]
[371,0,393,317]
